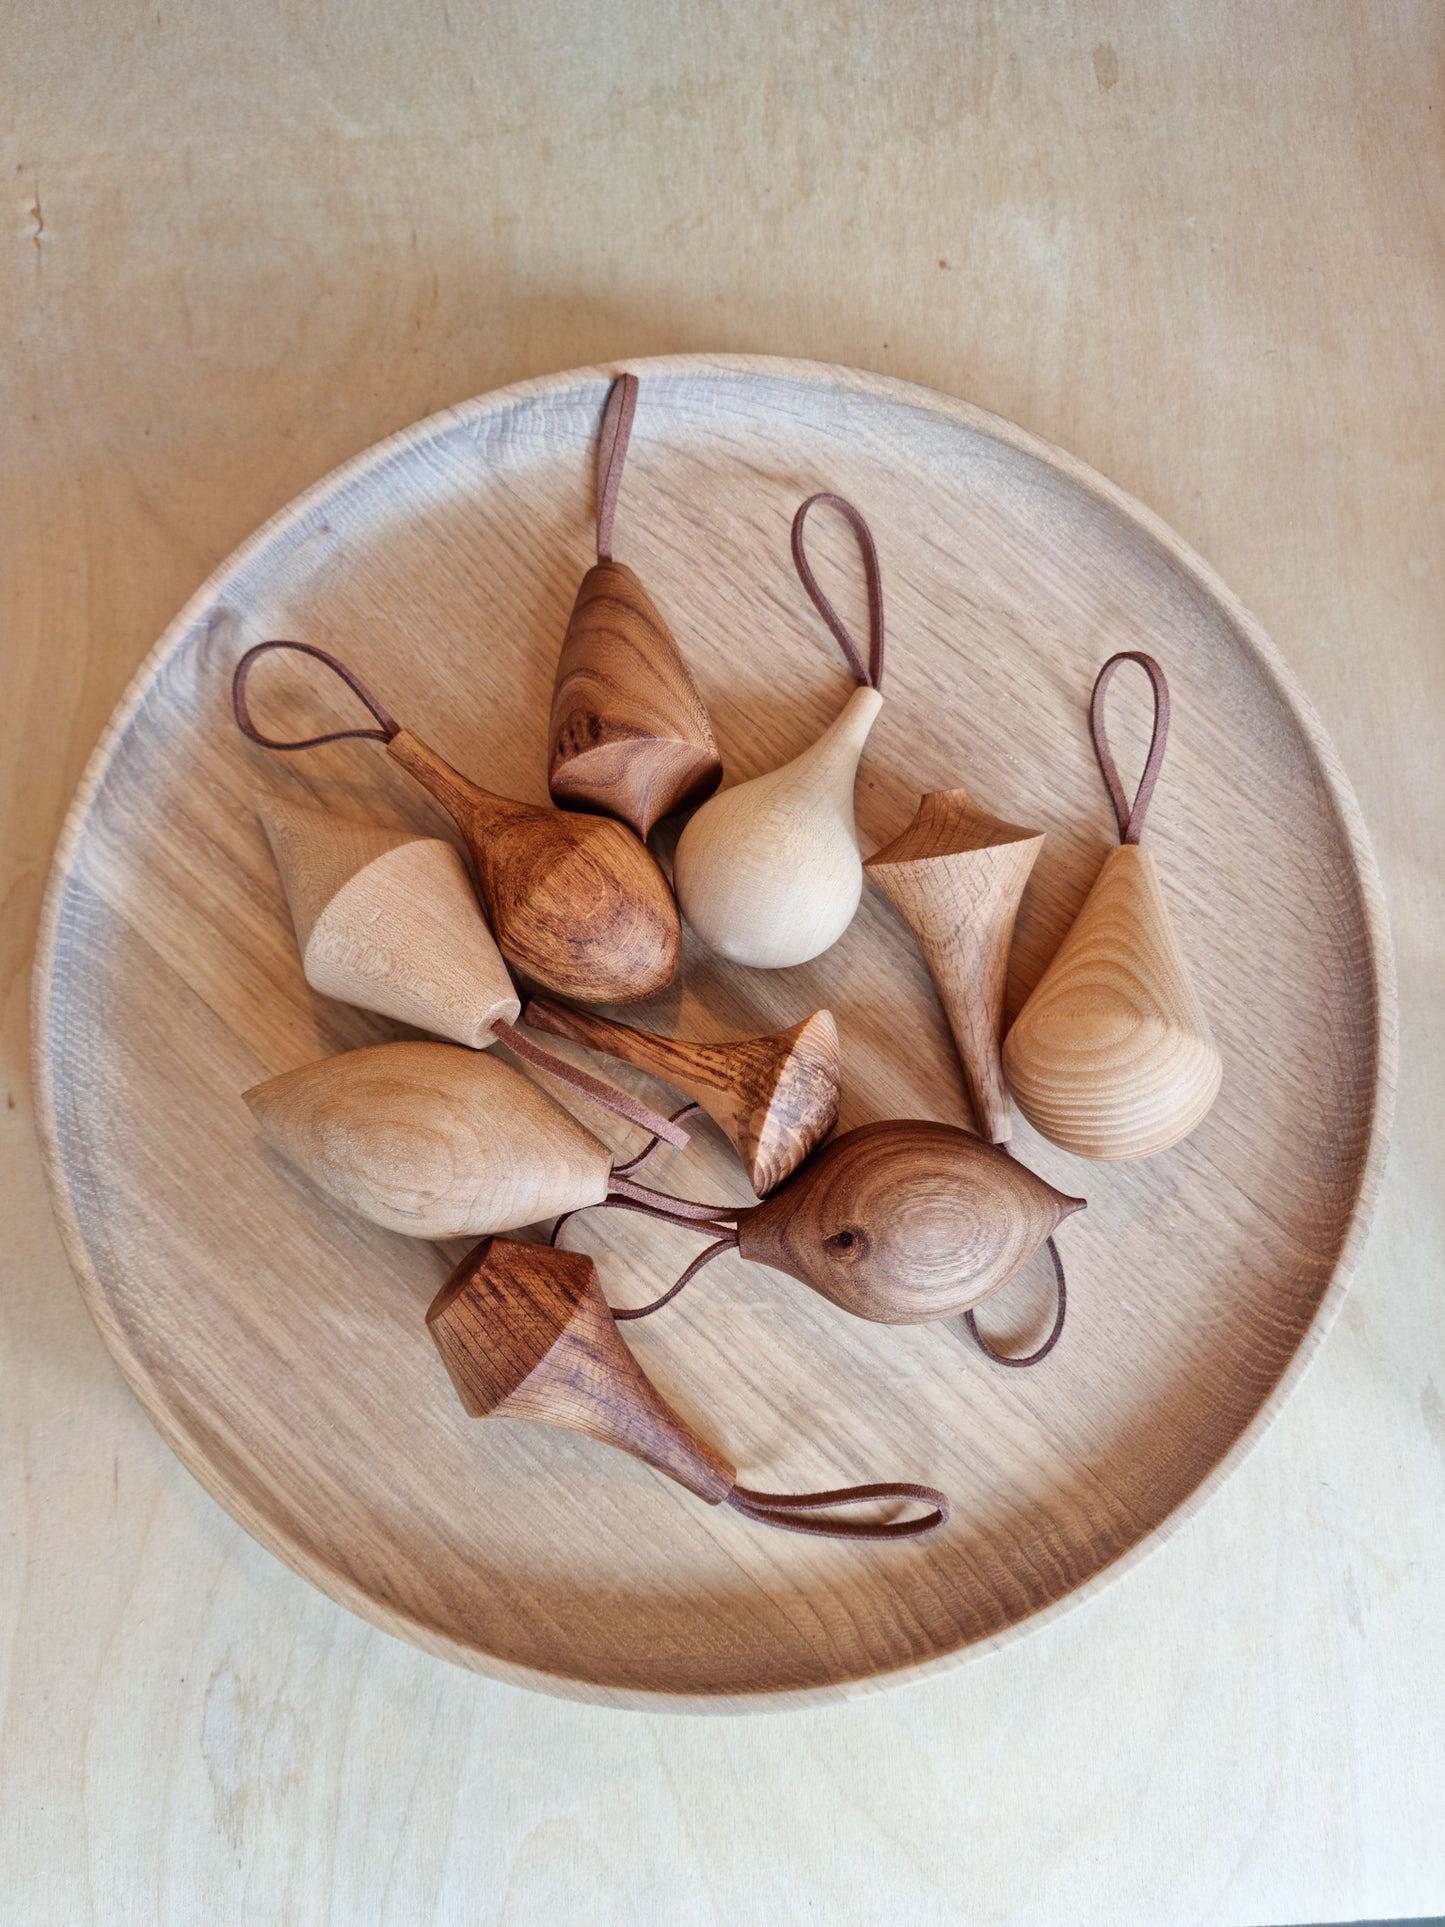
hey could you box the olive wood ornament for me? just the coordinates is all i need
[1003,652,1223,1161]
[522,992,841,1195]
[427,1238,949,1540]
[865,788,1044,1147]
[547,375,723,837]
[672,493,885,968]
[233,641,681,1004]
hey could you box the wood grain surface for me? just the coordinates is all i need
[3,3,1442,1923]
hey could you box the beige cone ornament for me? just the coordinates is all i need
[1003,653,1222,1161]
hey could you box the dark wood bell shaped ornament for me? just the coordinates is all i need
[427,1237,949,1540]
[547,374,723,838]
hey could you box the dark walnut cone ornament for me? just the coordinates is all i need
[547,375,722,838]
[427,1238,949,1540]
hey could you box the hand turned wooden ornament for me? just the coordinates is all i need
[865,789,1044,1147]
[233,641,681,1004]
[427,1238,949,1540]
[1003,652,1223,1160]
[671,494,886,968]
[522,993,841,1195]
[547,375,723,837]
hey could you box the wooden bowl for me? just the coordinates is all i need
[31,358,1394,1709]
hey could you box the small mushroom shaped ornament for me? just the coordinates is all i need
[233,642,681,1004]
[548,375,723,837]
[865,788,1044,1147]
[671,494,886,969]
[1003,653,1222,1160]
[427,1238,949,1540]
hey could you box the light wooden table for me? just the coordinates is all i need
[3,4,1441,1921]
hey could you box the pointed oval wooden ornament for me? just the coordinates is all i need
[865,789,1044,1145]
[672,494,886,968]
[548,375,723,837]
[233,642,681,1004]
[427,1237,949,1539]
[258,794,520,1048]
[522,993,841,1195]
[1003,653,1223,1160]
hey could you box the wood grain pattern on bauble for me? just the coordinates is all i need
[865,788,1044,1145]
[258,794,520,1048]
[523,995,840,1194]
[549,561,722,838]
[737,1120,1084,1324]
[1003,844,1223,1160]
[243,1041,612,1237]
[385,726,681,1003]
[672,684,882,968]
[427,1238,735,1502]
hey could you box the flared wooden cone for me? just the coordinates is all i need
[523,996,841,1194]
[259,796,519,1048]
[426,1239,735,1501]
[1003,843,1222,1160]
[243,1042,612,1238]
[865,788,1043,1144]
[548,560,723,839]
[673,684,883,968]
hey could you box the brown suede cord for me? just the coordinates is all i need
[791,492,886,691]
[233,640,400,749]
[494,1021,690,1150]
[594,372,639,563]
[964,1235,1068,1368]
[726,1481,949,1539]
[1090,650,1171,845]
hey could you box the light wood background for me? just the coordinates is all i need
[2,2,1441,1921]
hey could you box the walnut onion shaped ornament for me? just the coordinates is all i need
[428,1238,949,1541]
[672,494,886,969]
[547,375,723,838]
[1003,653,1223,1160]
[232,641,681,1004]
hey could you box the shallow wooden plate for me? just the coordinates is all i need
[32,357,1394,1709]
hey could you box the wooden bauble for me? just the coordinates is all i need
[737,1120,1083,1324]
[385,728,681,1004]
[427,1239,734,1503]
[865,788,1044,1145]
[258,796,519,1048]
[1003,844,1223,1160]
[672,685,883,968]
[549,560,722,839]
[243,1041,612,1237]
[523,996,841,1195]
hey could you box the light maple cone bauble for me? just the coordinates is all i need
[259,795,519,1048]
[865,788,1043,1144]
[1002,844,1221,1160]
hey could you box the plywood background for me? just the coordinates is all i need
[2,3,1441,1921]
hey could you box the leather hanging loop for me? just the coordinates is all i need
[594,372,640,563]
[726,1480,949,1540]
[233,640,400,751]
[1089,651,1171,845]
[493,1021,690,1150]
[965,1235,1067,1368]
[791,492,886,691]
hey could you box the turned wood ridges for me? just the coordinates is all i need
[672,494,886,969]
[258,794,520,1048]
[523,995,841,1194]
[1003,653,1223,1160]
[548,374,722,837]
[233,640,682,1004]
[865,787,1043,1145]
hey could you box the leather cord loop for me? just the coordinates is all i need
[595,372,639,563]
[494,1021,690,1150]
[726,1480,949,1540]
[612,1104,705,1178]
[965,1235,1068,1368]
[233,640,400,751]
[1089,651,1171,845]
[791,492,885,691]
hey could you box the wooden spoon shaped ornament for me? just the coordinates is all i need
[1003,653,1223,1160]
[865,788,1044,1148]
[232,641,681,1003]
[427,1238,949,1540]
[522,993,841,1195]
[548,375,723,837]
[672,494,886,969]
